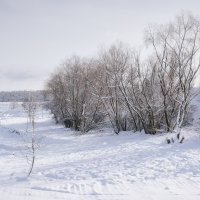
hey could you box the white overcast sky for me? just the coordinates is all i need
[1,0,200,91]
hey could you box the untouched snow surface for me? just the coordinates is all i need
[0,101,200,200]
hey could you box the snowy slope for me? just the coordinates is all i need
[0,101,200,200]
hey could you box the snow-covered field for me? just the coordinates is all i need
[0,100,200,200]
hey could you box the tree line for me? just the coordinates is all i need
[46,13,200,134]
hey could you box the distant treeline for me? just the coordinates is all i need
[0,90,50,102]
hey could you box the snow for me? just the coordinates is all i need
[0,101,200,200]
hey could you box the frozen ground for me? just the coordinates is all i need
[0,100,200,200]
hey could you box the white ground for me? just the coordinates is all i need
[0,100,200,200]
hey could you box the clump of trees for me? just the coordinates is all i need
[47,57,106,132]
[47,13,200,134]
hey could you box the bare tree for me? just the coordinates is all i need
[145,12,200,134]
[22,96,38,176]
[97,43,131,134]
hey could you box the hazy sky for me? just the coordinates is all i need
[1,0,200,91]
